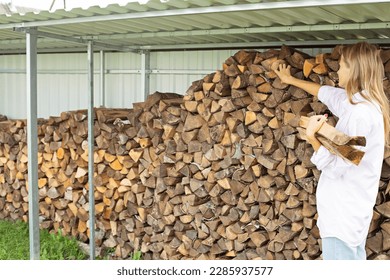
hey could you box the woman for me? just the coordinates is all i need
[274,42,390,260]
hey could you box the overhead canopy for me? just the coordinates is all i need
[0,0,390,53]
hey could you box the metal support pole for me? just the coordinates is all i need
[140,50,150,100]
[26,27,40,260]
[100,50,105,107]
[87,40,96,260]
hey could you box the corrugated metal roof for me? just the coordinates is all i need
[0,3,40,16]
[0,0,389,53]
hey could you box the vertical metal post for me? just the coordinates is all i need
[26,27,40,260]
[140,50,150,100]
[100,50,106,107]
[87,41,95,260]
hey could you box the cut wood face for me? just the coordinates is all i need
[1,47,389,260]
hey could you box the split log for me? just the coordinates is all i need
[299,116,366,165]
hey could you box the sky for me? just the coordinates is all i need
[0,0,141,10]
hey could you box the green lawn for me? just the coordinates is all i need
[0,219,87,260]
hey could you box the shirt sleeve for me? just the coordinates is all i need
[310,146,353,179]
[318,86,348,118]
[310,113,370,179]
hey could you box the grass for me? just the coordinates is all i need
[131,251,142,260]
[0,219,142,260]
[98,246,142,260]
[0,219,86,260]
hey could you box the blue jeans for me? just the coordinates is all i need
[322,237,366,260]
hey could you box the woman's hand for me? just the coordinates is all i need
[306,114,328,140]
[274,64,294,85]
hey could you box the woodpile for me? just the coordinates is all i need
[0,45,390,260]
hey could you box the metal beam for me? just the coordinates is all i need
[100,50,106,107]
[26,27,40,260]
[3,21,389,54]
[2,37,390,56]
[36,30,87,45]
[91,22,390,41]
[13,28,139,53]
[138,38,390,51]
[0,46,139,54]
[0,68,219,75]
[1,0,389,30]
[140,50,151,100]
[0,47,96,54]
[87,40,96,260]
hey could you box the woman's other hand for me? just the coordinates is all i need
[306,114,328,140]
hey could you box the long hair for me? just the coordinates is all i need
[340,42,390,146]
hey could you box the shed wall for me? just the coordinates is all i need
[0,48,329,119]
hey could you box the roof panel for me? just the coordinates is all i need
[160,0,191,9]
[302,7,344,24]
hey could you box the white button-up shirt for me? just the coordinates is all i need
[311,85,384,246]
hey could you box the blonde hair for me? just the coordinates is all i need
[340,42,390,146]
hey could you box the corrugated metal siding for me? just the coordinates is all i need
[150,50,237,95]
[105,73,142,108]
[37,73,89,117]
[0,55,26,119]
[0,47,331,119]
[149,48,331,94]
[0,53,101,119]
[39,53,94,118]
[105,52,143,108]
[0,73,26,119]
[1,50,232,118]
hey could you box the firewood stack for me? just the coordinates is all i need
[0,45,390,260]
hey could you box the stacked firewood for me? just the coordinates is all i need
[0,45,390,260]
[0,119,26,221]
